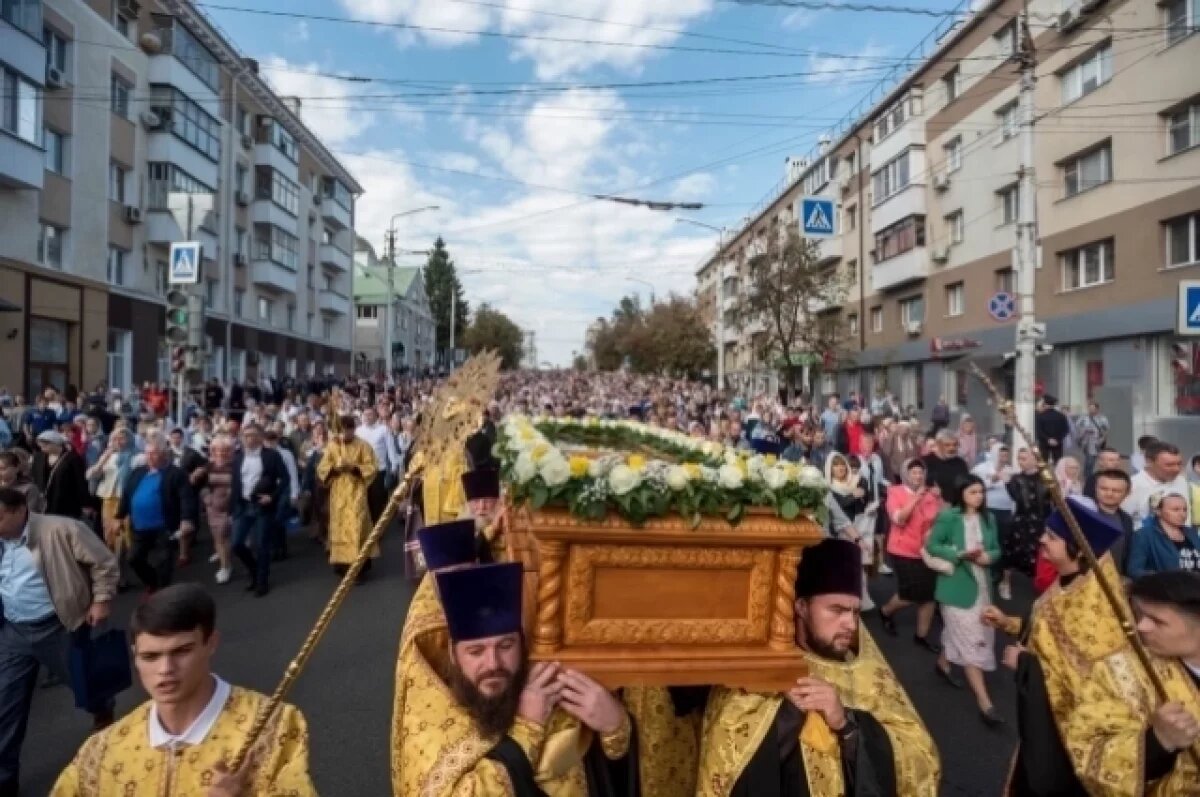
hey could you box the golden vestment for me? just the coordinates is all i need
[1028,558,1200,796]
[317,437,378,565]
[423,448,468,525]
[622,686,700,797]
[51,687,315,797]
[696,627,940,796]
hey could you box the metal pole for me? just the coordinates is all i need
[717,230,726,392]
[449,291,456,371]
[1012,8,1039,451]
[384,227,395,381]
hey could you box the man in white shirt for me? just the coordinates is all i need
[1123,441,1190,526]
[354,408,395,521]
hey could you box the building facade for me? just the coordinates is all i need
[0,0,361,399]
[351,237,435,376]
[696,0,1200,454]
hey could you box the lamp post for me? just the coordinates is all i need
[676,218,726,390]
[384,206,439,379]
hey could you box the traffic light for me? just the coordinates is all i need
[165,289,189,345]
[171,345,188,374]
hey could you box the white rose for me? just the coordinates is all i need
[746,456,767,476]
[540,454,571,487]
[764,467,789,490]
[799,465,824,486]
[724,450,740,466]
[588,458,610,478]
[700,466,719,483]
[513,452,538,484]
[701,441,716,456]
[718,464,744,490]
[665,465,690,491]
[608,464,641,496]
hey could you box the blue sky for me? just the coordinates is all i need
[202,0,957,364]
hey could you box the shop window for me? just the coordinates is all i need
[1086,360,1104,400]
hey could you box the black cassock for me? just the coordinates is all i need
[485,720,641,797]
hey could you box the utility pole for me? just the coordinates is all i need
[676,218,726,390]
[1012,7,1044,448]
[384,226,396,382]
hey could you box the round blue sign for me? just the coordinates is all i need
[988,291,1015,322]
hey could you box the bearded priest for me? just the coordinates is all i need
[696,538,941,796]
[393,561,641,796]
[460,468,506,563]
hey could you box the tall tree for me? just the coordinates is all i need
[585,294,714,377]
[423,237,469,359]
[462,303,524,369]
[732,218,854,398]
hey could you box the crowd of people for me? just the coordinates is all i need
[0,370,1197,795]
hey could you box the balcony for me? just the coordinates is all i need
[0,131,43,190]
[147,54,219,111]
[254,143,299,181]
[815,235,842,265]
[722,293,738,312]
[871,247,929,292]
[147,134,220,190]
[871,111,925,167]
[250,258,296,294]
[1,15,45,88]
[871,183,926,233]
[145,209,218,258]
[319,195,352,231]
[319,242,351,273]
[318,291,350,315]
[250,198,298,233]
[721,261,738,281]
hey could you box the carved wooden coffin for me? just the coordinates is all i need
[507,506,824,690]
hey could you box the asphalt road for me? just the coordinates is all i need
[22,531,1030,796]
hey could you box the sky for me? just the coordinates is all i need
[200,0,966,365]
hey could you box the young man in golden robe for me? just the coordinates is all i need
[52,584,314,796]
[695,538,941,796]
[316,415,378,576]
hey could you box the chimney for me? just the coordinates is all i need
[818,134,832,154]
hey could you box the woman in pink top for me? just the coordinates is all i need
[879,458,943,652]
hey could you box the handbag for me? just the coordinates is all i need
[68,625,132,710]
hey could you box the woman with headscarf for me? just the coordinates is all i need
[1126,491,1200,578]
[1002,447,1051,601]
[88,426,135,556]
[1053,455,1083,497]
[956,414,979,466]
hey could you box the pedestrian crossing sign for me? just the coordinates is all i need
[168,242,202,285]
[800,196,836,238]
[1178,280,1200,336]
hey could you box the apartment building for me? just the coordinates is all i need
[351,237,436,376]
[0,0,361,398]
[696,0,1200,452]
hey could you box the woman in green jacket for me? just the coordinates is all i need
[925,474,1004,727]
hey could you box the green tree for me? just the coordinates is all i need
[585,294,714,376]
[462,303,524,369]
[572,353,589,371]
[423,237,469,359]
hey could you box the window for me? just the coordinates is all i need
[942,68,961,104]
[110,75,131,118]
[233,289,244,317]
[944,369,969,409]
[801,157,834,196]
[944,136,962,173]
[1060,44,1112,104]
[870,151,912,204]
[255,167,300,216]
[321,178,352,211]
[945,282,964,317]
[108,161,127,203]
[1063,144,1111,197]
[322,318,334,339]
[155,261,169,295]
[2,67,41,144]
[254,225,299,270]
[900,295,925,326]
[357,305,379,321]
[262,119,299,162]
[205,279,216,307]
[946,210,964,245]
[846,258,858,286]
[844,205,856,232]
[995,21,1017,58]
[43,28,68,72]
[106,328,131,394]
[44,128,64,173]
[1166,0,1199,44]
[2,0,41,35]
[235,164,247,193]
[848,314,859,335]
[1168,100,1199,155]
[307,265,315,288]
[150,85,221,161]
[873,93,919,142]
[235,227,246,256]
[158,17,219,90]
[286,304,296,330]
[1166,212,1200,268]
[870,306,883,333]
[995,267,1014,293]
[873,216,925,262]
[106,247,125,285]
[236,105,249,136]
[258,297,274,323]
[230,348,245,382]
[146,162,215,209]
[998,184,1018,225]
[1169,339,1200,416]
[114,3,137,39]
[307,313,315,335]
[1061,239,1115,290]
[322,273,334,292]
[38,223,63,268]
[998,102,1018,140]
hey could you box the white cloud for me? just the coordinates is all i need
[261,56,380,146]
[805,42,889,88]
[292,20,310,42]
[339,0,492,47]
[781,9,817,29]
[669,172,716,201]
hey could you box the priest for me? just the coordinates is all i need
[460,467,506,562]
[315,415,378,577]
[696,538,941,796]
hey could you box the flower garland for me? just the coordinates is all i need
[497,415,827,526]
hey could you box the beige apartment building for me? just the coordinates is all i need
[696,0,1200,453]
[0,0,361,399]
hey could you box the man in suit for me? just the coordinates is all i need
[0,487,119,797]
[113,433,197,593]
[230,423,289,596]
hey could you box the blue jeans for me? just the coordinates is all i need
[232,508,271,588]
[0,616,110,784]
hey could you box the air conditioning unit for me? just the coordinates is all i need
[931,245,950,263]
[139,110,162,129]
[235,189,250,207]
[904,321,923,336]
[312,192,323,206]
[116,0,140,19]
[1058,7,1083,31]
[233,253,247,268]
[241,133,253,150]
[123,205,143,224]
[45,66,66,90]
[933,172,951,191]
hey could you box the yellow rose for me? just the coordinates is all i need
[683,462,701,480]
[627,454,647,471]
[531,442,551,462]
[569,456,590,478]
[736,459,749,477]
[764,454,777,466]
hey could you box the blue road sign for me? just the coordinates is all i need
[800,196,835,238]
[169,242,202,285]
[1178,280,1200,336]
[988,291,1015,322]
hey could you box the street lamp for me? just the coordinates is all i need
[383,206,439,379]
[677,218,727,390]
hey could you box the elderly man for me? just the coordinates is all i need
[31,430,89,519]
[0,487,119,797]
[921,430,971,505]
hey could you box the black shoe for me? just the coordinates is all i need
[980,706,1006,727]
[254,584,270,597]
[880,609,898,636]
[914,634,941,654]
[244,581,259,593]
[935,663,964,688]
